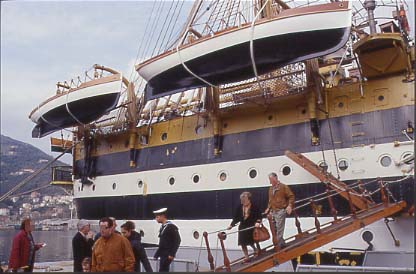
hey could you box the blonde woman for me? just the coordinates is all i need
[227,192,262,263]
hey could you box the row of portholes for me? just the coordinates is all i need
[78,152,413,191]
[317,152,414,172]
[135,166,284,187]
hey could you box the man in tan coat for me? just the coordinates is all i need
[264,172,295,248]
[91,217,135,272]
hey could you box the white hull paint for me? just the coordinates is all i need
[74,141,413,197]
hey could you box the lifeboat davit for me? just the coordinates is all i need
[29,73,124,138]
[136,1,351,100]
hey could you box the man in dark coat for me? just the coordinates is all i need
[153,208,181,272]
[72,220,94,272]
[121,221,153,272]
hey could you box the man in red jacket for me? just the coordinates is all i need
[8,218,45,272]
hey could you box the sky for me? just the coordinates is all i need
[1,0,192,164]
[1,0,415,165]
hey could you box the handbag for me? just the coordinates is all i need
[253,224,270,242]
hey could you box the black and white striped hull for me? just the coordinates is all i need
[74,141,414,248]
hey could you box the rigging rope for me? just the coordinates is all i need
[161,0,186,52]
[150,0,177,58]
[156,0,181,55]
[65,92,85,126]
[39,116,73,135]
[320,108,341,179]
[0,140,80,202]
[176,33,216,88]
[249,0,270,96]
[196,235,204,271]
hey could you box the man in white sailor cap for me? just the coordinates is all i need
[153,208,181,272]
[72,219,94,272]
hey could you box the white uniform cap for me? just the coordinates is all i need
[153,207,168,214]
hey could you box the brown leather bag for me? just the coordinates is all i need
[253,224,270,242]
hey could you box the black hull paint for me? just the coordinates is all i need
[74,176,414,220]
[145,27,349,100]
[74,105,414,178]
[32,93,120,138]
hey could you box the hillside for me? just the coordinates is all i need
[0,134,70,199]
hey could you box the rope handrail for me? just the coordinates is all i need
[201,175,410,236]
[202,174,410,271]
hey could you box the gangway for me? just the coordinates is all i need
[202,151,408,272]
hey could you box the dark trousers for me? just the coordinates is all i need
[159,256,172,272]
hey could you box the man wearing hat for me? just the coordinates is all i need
[153,208,181,272]
[72,219,94,272]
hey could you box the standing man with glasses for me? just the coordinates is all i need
[94,217,120,241]
[91,217,135,272]
[263,172,295,249]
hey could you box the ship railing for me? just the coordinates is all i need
[201,177,404,271]
[141,248,197,272]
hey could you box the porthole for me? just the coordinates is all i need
[137,180,143,188]
[161,132,168,141]
[248,168,257,179]
[112,183,117,190]
[193,231,200,240]
[401,152,414,165]
[378,95,384,101]
[361,230,374,243]
[318,161,329,172]
[380,155,392,167]
[219,171,227,182]
[192,174,200,183]
[195,125,203,135]
[338,102,344,108]
[282,166,291,176]
[168,176,175,186]
[338,160,349,171]
[92,185,96,191]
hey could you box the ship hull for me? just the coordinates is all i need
[73,141,414,247]
[138,2,351,100]
[75,176,413,220]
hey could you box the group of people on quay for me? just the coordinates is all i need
[7,173,294,272]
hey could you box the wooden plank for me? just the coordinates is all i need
[215,201,406,272]
[238,202,406,272]
[284,150,370,210]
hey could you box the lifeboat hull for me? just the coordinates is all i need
[30,74,122,138]
[137,2,351,100]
